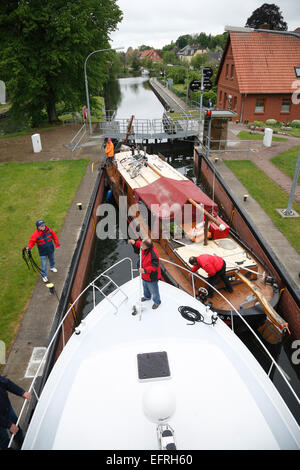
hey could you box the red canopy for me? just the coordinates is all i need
[134,177,218,220]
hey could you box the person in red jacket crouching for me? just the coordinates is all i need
[129,238,161,309]
[189,254,233,298]
[27,219,60,283]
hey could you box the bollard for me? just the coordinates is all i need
[77,203,82,211]
[46,283,55,294]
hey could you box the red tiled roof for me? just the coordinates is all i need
[222,31,300,94]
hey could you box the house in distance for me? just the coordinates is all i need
[215,26,300,123]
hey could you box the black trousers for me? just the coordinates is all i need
[207,261,233,296]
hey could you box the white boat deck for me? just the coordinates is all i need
[22,278,300,450]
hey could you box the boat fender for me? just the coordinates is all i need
[192,221,204,237]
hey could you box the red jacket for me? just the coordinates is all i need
[135,240,161,282]
[191,254,224,277]
[27,226,60,256]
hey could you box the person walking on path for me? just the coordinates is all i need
[129,238,162,309]
[189,254,233,298]
[27,219,60,283]
[0,375,31,450]
[105,138,114,167]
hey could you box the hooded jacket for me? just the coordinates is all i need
[135,240,161,282]
[191,254,224,277]
[27,225,60,256]
[105,141,114,158]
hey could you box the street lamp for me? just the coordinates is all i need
[84,46,124,134]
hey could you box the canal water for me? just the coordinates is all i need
[84,76,300,423]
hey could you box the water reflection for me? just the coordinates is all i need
[111,77,165,120]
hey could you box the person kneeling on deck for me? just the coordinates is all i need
[189,254,233,298]
[105,138,114,168]
[129,238,161,309]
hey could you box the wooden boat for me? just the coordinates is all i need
[105,148,288,340]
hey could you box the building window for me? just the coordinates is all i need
[233,96,237,110]
[226,64,229,78]
[281,98,291,112]
[255,99,264,113]
[219,90,223,103]
[231,64,234,79]
[294,67,300,78]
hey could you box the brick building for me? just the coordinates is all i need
[215,28,300,123]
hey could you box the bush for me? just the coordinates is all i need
[265,119,277,126]
[253,120,265,127]
[291,120,300,128]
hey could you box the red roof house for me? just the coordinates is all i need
[138,49,162,62]
[215,29,300,123]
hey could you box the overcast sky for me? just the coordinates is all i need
[110,0,300,50]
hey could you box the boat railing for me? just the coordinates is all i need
[10,257,299,447]
[8,256,136,448]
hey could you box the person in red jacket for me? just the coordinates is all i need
[27,219,60,283]
[189,254,233,298]
[129,238,161,309]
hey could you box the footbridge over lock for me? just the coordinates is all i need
[92,112,202,142]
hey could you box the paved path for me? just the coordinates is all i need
[150,77,189,113]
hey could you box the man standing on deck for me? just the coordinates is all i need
[189,254,233,298]
[129,238,161,309]
[105,138,114,167]
[26,220,60,283]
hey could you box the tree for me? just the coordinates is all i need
[245,3,288,30]
[0,1,123,126]
[162,51,180,65]
[176,34,193,49]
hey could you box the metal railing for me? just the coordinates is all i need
[202,136,253,159]
[9,256,300,447]
[96,116,201,140]
[69,123,87,159]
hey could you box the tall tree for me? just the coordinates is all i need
[245,3,288,30]
[0,0,123,126]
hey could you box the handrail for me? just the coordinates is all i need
[10,256,299,447]
[70,123,87,159]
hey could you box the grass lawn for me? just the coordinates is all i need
[0,159,89,350]
[237,131,288,142]
[224,160,300,253]
[271,145,300,184]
